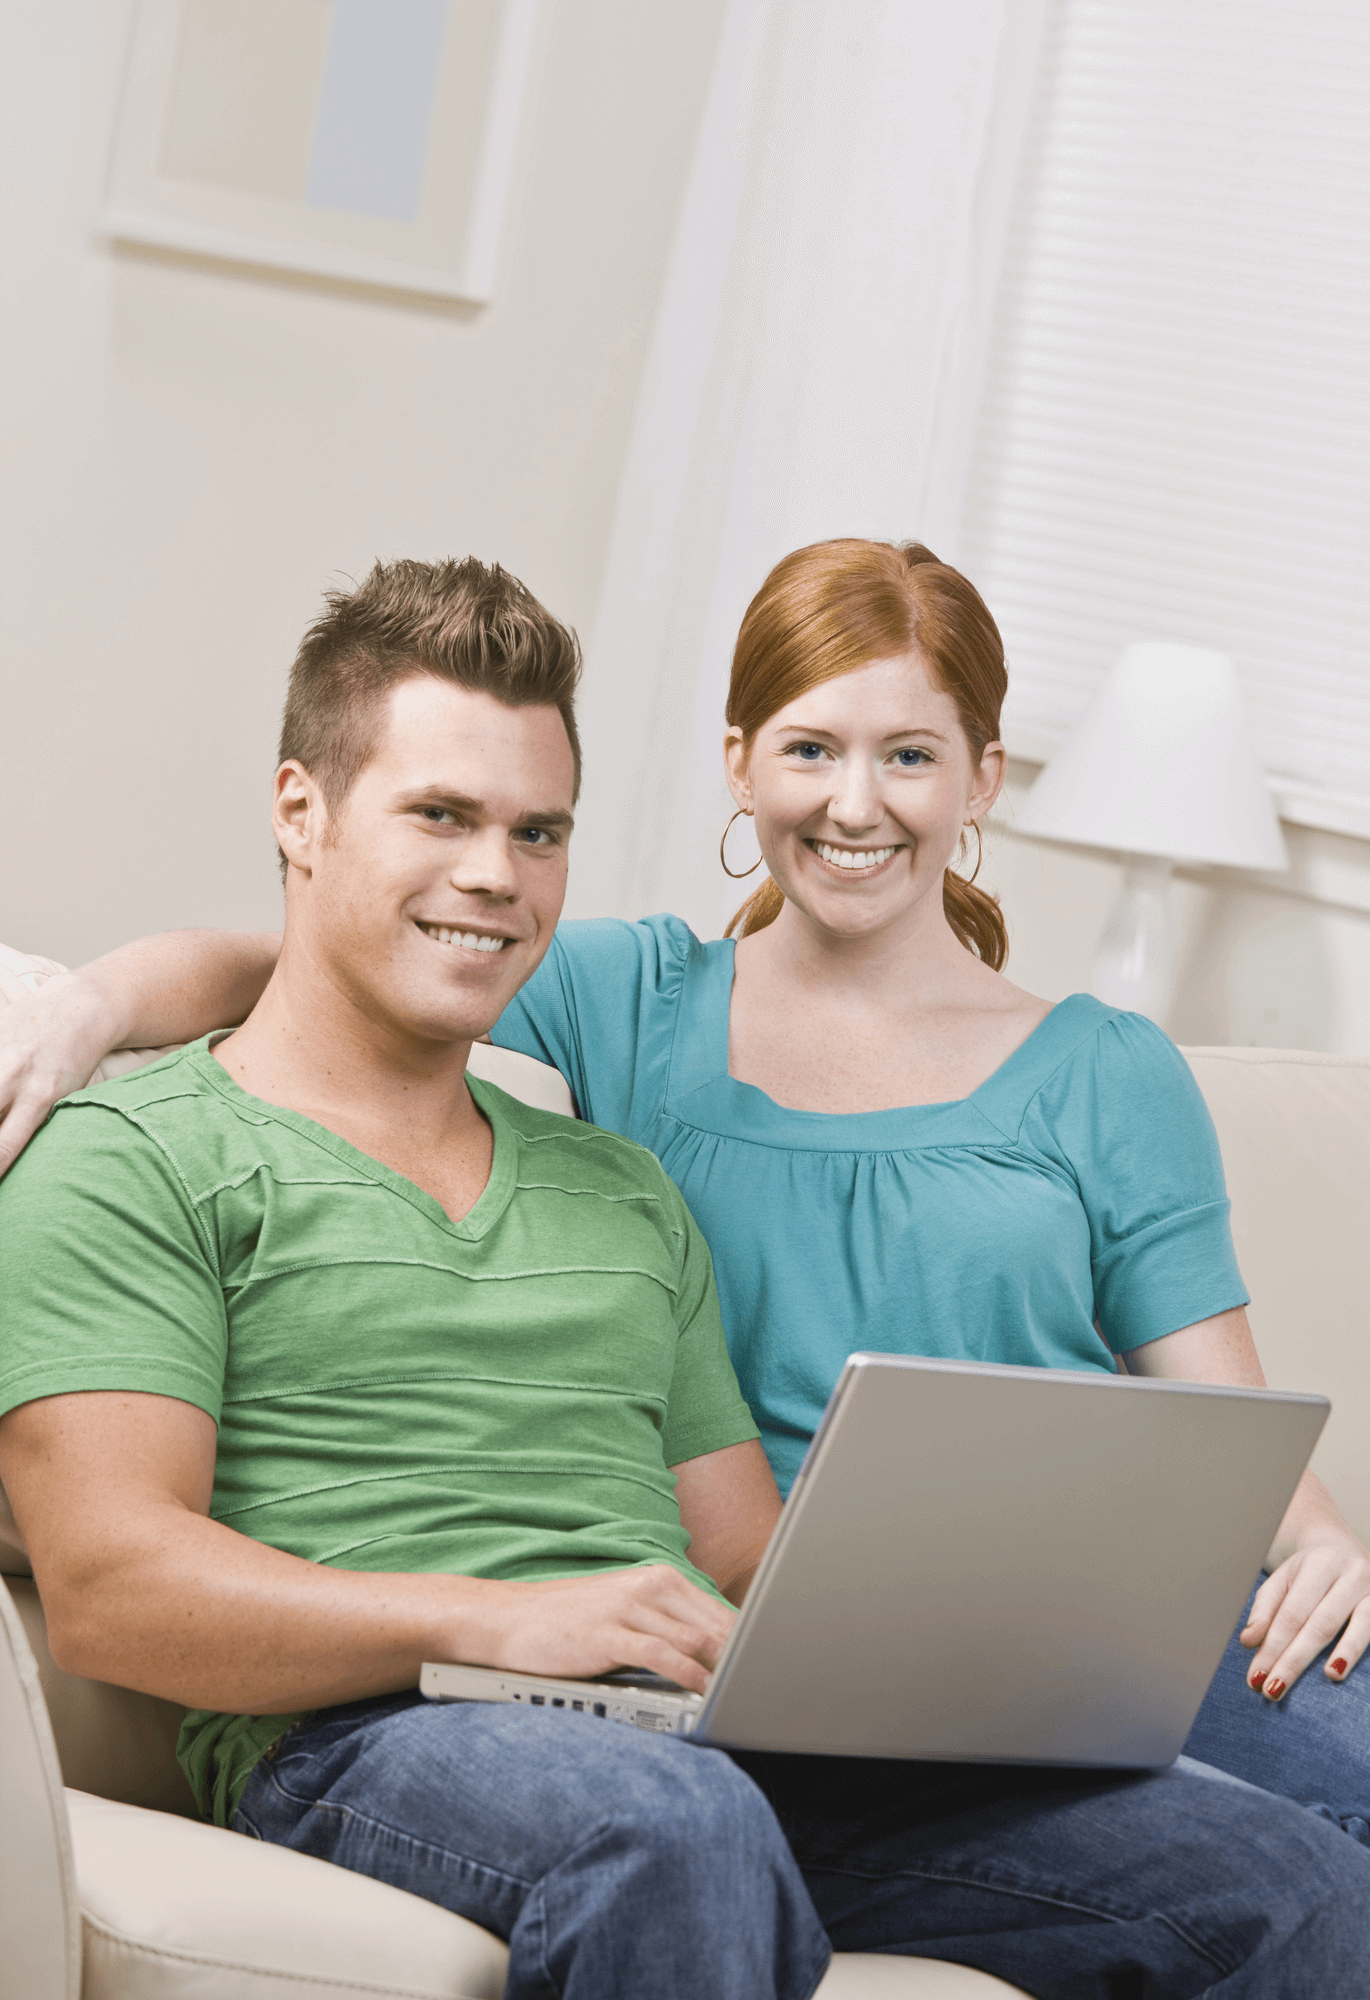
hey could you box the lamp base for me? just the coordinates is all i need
[1090,857,1176,1025]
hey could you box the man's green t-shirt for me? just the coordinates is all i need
[0,1039,758,1824]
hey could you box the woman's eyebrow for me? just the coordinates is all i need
[775,724,951,744]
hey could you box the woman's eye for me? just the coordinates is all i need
[789,743,826,762]
[892,748,930,768]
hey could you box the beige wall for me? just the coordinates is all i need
[0,0,726,965]
[5,3,1369,1054]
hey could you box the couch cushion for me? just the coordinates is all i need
[814,1959,1028,1996]
[68,1791,1031,1999]
[1185,1046,1370,1542]
[69,1789,510,2000]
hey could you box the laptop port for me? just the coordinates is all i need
[593,1702,607,1717]
[572,1700,584,1711]
[552,1697,565,1707]
[531,1694,545,1705]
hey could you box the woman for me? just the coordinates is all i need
[4,537,1369,1834]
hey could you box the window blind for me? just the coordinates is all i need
[962,0,1370,835]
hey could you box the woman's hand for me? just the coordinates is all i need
[0,964,117,1177]
[1240,1504,1370,1701]
[0,929,281,1178]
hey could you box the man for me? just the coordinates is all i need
[1,558,1367,1999]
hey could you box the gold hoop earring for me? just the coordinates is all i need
[720,807,763,879]
[962,821,983,885]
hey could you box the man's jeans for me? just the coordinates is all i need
[1185,1580,1370,1842]
[235,1690,1370,1999]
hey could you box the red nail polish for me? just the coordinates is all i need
[1266,1679,1286,1700]
[1250,1670,1267,1689]
[1331,1658,1349,1676]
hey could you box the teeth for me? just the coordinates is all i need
[816,843,896,871]
[419,923,506,952]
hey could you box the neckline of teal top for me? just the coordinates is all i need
[663,936,1113,1153]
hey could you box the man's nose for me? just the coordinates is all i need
[450,828,519,898]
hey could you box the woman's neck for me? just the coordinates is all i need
[737,889,988,1013]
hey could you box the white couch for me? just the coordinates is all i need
[3,941,1368,1999]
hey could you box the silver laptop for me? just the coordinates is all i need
[422,1354,1327,1767]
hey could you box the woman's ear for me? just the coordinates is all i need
[967,741,1008,824]
[723,726,753,811]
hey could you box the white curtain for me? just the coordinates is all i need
[567,0,1051,936]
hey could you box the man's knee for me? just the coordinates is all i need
[587,1735,794,1878]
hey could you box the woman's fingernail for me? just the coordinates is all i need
[1250,1670,1267,1689]
[1265,1679,1286,1700]
[1331,1657,1349,1676]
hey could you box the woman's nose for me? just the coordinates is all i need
[826,761,882,832]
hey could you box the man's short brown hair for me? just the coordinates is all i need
[278,557,583,828]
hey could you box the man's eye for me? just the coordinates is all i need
[419,806,457,823]
[513,827,553,846]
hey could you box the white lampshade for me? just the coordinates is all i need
[1017,643,1289,872]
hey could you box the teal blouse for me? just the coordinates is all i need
[492,915,1248,1494]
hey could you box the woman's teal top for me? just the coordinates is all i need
[492,915,1248,1494]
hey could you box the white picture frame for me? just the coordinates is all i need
[99,0,545,303]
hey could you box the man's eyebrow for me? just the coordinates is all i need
[398,789,574,830]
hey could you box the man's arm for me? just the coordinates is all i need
[0,1390,736,1707]
[673,1439,781,1606]
[0,930,280,1176]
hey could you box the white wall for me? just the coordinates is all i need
[0,0,726,964]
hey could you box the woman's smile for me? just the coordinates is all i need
[804,839,904,877]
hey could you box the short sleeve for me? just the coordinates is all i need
[0,1100,228,1422]
[489,915,694,1136]
[656,1175,759,1468]
[1026,1012,1249,1353]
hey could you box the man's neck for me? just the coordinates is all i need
[211,934,493,1222]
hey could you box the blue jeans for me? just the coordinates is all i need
[235,1690,1370,1999]
[1185,1579,1370,1841]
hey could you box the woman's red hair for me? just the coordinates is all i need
[724,539,1008,969]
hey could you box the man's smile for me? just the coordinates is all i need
[415,919,512,954]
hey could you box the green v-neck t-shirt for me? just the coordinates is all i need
[0,1038,758,1824]
[491,915,1249,1496]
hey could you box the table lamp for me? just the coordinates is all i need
[1014,642,1289,1023]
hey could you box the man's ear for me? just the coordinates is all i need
[273,761,327,877]
[722,727,753,812]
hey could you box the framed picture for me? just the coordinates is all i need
[99,0,545,303]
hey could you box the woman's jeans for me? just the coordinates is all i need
[1184,1578,1370,1841]
[235,1687,1370,2000]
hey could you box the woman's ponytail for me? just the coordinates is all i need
[942,870,1007,970]
[725,876,784,939]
